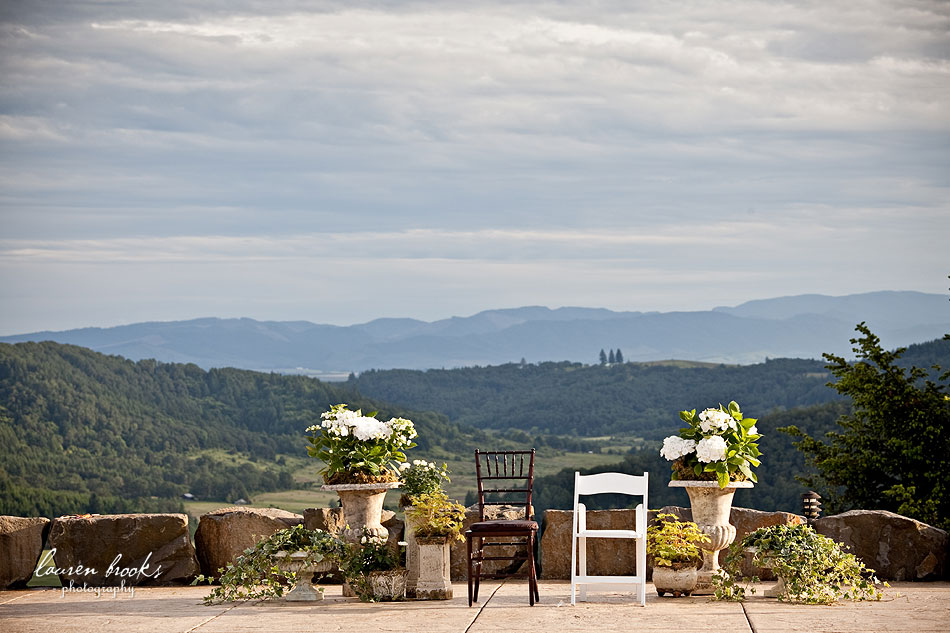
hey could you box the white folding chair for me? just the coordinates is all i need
[570,471,648,606]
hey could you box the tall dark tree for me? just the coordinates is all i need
[781,323,950,529]
[615,349,624,363]
[608,349,616,364]
[599,349,608,365]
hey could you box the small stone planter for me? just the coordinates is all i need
[653,564,699,597]
[277,551,335,602]
[413,536,453,600]
[368,568,408,601]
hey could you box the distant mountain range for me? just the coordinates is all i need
[2,291,947,377]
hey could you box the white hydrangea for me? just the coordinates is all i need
[748,425,758,436]
[660,435,697,461]
[696,435,728,463]
[699,408,737,433]
[351,416,392,441]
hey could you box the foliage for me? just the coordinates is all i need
[348,357,850,438]
[646,513,708,567]
[194,525,345,604]
[661,401,762,488]
[0,341,464,517]
[781,324,950,529]
[306,404,417,483]
[339,529,403,601]
[405,490,466,541]
[398,459,450,505]
[713,523,885,604]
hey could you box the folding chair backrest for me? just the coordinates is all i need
[475,449,535,522]
[574,471,648,501]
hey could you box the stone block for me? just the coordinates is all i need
[0,516,50,589]
[46,513,198,586]
[194,506,301,579]
[814,510,947,581]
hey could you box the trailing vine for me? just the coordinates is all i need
[193,525,345,604]
[713,523,886,604]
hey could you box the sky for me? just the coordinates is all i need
[1,0,948,335]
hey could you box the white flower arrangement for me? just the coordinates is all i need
[660,401,762,488]
[306,404,417,484]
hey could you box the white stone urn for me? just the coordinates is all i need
[669,480,754,595]
[653,564,699,597]
[277,551,335,602]
[413,536,453,600]
[322,482,401,543]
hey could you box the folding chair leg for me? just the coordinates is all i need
[578,535,587,602]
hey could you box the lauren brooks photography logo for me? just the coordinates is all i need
[35,548,165,598]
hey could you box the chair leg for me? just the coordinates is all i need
[578,535,587,602]
[473,536,481,603]
[467,534,474,607]
[529,531,539,604]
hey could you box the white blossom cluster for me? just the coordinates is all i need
[660,436,697,461]
[307,408,417,446]
[399,459,436,472]
[698,408,737,433]
[696,436,728,463]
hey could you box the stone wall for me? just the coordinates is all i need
[814,510,947,581]
[2,506,945,589]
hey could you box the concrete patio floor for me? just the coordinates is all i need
[2,580,948,633]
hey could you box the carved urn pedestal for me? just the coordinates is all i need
[669,480,754,595]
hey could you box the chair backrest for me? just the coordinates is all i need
[573,471,648,505]
[474,449,536,522]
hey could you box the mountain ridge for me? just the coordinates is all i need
[2,291,946,375]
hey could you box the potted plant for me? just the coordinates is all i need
[306,404,417,542]
[403,489,465,599]
[398,459,451,508]
[194,525,345,604]
[398,460,460,599]
[647,513,709,597]
[660,401,761,594]
[340,528,407,602]
[714,523,886,604]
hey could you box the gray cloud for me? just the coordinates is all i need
[1,1,948,333]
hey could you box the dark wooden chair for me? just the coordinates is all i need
[465,448,539,606]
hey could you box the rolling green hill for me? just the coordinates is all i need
[0,342,470,517]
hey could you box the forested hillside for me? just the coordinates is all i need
[349,337,950,439]
[0,342,469,517]
[349,358,839,438]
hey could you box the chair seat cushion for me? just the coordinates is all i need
[468,519,538,533]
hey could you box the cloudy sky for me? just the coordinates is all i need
[1,0,947,334]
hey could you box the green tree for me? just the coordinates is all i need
[599,349,608,365]
[615,349,624,363]
[781,323,950,529]
[608,349,616,364]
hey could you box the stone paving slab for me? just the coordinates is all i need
[1,581,947,633]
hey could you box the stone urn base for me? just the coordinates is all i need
[278,552,334,602]
[653,565,698,597]
[669,480,754,595]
